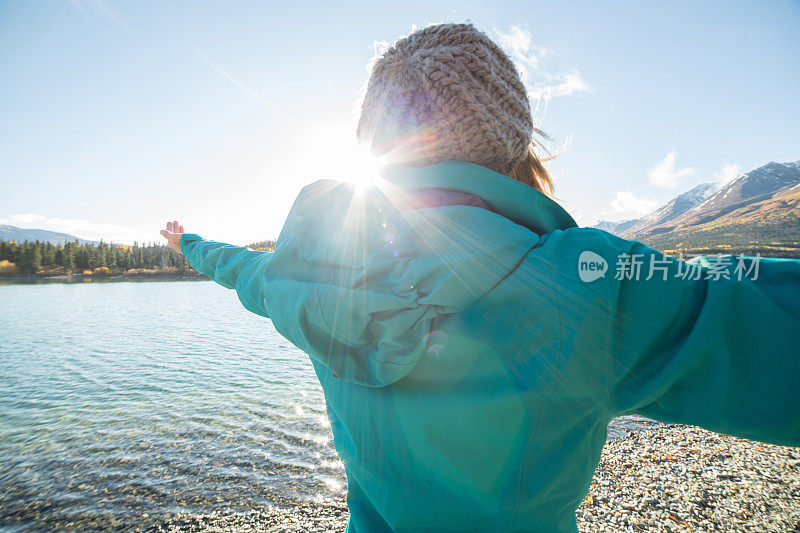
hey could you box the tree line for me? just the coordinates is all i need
[247,240,276,252]
[0,239,191,275]
[0,238,278,276]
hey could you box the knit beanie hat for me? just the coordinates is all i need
[356,23,534,175]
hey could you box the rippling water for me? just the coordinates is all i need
[0,280,656,531]
[1,281,343,531]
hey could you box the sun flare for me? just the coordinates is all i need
[342,144,386,189]
[302,123,387,189]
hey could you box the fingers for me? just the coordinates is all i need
[163,220,184,252]
[160,227,180,250]
[160,232,176,251]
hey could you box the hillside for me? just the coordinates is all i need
[594,160,800,257]
[0,225,98,246]
[641,181,800,256]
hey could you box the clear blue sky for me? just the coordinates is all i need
[1,0,798,244]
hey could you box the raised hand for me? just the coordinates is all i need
[160,220,185,253]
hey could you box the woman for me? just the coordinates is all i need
[161,23,799,533]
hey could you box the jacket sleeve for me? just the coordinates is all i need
[179,233,274,318]
[607,239,800,447]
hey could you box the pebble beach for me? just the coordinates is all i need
[154,424,800,533]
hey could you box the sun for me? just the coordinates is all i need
[343,145,387,189]
[303,122,387,189]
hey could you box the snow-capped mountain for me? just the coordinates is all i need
[619,182,719,236]
[592,182,718,237]
[674,161,800,227]
[592,160,800,256]
[592,219,638,234]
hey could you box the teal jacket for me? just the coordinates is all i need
[180,161,800,532]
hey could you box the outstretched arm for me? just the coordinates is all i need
[160,220,274,318]
[607,239,800,447]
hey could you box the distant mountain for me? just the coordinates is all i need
[594,182,718,237]
[624,182,719,236]
[0,225,98,245]
[592,219,638,234]
[593,160,800,257]
[680,161,800,222]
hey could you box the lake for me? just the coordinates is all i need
[0,280,656,530]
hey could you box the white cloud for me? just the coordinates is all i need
[530,69,590,100]
[494,26,545,69]
[493,26,590,102]
[714,162,743,184]
[0,213,152,244]
[647,150,695,188]
[609,190,658,219]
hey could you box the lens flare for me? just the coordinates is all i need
[301,122,387,189]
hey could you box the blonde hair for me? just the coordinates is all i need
[507,136,554,196]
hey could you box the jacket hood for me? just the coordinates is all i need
[265,161,576,387]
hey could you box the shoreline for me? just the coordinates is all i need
[0,272,208,284]
[153,425,799,532]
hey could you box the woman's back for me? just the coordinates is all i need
[247,160,607,532]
